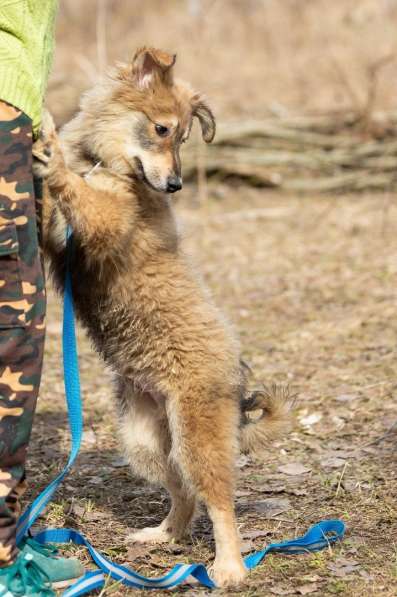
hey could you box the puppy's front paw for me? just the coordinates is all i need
[210,558,248,588]
[32,143,53,179]
[32,109,58,179]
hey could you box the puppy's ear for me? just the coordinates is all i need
[191,94,216,143]
[132,47,176,89]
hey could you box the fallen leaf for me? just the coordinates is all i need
[87,476,105,485]
[269,588,294,596]
[335,393,358,403]
[288,487,308,496]
[147,556,169,569]
[278,463,311,476]
[242,529,272,540]
[84,510,111,521]
[250,497,291,518]
[358,570,374,581]
[297,585,318,595]
[334,557,359,567]
[320,457,346,469]
[331,415,346,430]
[64,484,76,492]
[258,483,286,494]
[348,536,366,547]
[329,557,360,577]
[302,575,320,583]
[69,503,85,518]
[236,489,251,498]
[299,413,322,427]
[125,545,149,562]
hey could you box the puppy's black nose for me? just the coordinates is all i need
[166,176,182,193]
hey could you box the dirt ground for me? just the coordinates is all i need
[26,184,397,596]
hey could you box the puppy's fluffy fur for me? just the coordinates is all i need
[34,47,292,587]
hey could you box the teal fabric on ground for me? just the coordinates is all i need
[0,550,54,596]
[21,538,84,585]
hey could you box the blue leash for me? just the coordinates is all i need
[16,232,82,545]
[17,231,346,594]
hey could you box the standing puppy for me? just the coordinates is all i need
[34,47,291,587]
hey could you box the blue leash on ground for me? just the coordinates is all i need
[16,232,346,594]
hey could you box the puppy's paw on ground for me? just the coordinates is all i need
[209,559,248,588]
[126,525,176,544]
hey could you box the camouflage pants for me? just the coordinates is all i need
[0,102,46,564]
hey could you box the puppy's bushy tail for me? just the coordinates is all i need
[240,385,295,455]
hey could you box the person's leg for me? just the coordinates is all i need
[0,101,46,564]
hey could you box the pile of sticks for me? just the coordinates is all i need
[183,111,397,193]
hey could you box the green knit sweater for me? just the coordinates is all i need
[0,0,58,134]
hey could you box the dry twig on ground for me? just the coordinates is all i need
[184,110,397,193]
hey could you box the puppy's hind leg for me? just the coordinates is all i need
[129,476,195,545]
[167,381,247,588]
[119,388,195,544]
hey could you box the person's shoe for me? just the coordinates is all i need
[20,537,84,589]
[0,551,55,596]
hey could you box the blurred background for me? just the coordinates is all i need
[50,0,397,124]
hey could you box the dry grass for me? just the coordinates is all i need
[50,0,397,126]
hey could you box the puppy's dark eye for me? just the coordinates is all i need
[155,124,169,137]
